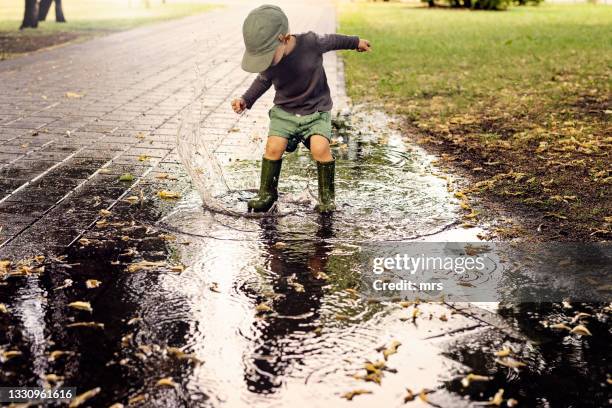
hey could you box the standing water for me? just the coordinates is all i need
[1,102,609,407]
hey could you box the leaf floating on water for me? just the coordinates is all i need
[44,373,64,383]
[157,190,181,199]
[570,324,592,336]
[119,173,134,182]
[461,373,492,388]
[67,322,104,330]
[167,347,203,365]
[128,394,146,405]
[68,387,100,408]
[341,389,372,401]
[0,303,9,314]
[1,350,22,362]
[85,279,102,289]
[272,242,287,249]
[68,301,93,313]
[156,377,177,388]
[48,350,73,362]
[287,274,304,293]
[127,317,142,326]
[570,312,592,324]
[404,388,415,403]
[418,389,431,403]
[382,340,401,360]
[488,388,504,406]
[507,398,519,407]
[126,260,166,273]
[256,303,272,314]
[495,357,526,369]
[494,347,511,357]
[550,323,571,331]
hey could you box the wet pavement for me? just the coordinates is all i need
[1,1,611,408]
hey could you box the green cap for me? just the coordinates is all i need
[241,5,289,73]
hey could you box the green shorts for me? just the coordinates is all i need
[268,105,332,147]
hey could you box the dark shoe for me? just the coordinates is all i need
[314,160,336,213]
[248,157,282,212]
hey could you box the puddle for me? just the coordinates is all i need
[1,106,609,408]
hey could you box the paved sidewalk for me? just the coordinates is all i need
[0,0,346,259]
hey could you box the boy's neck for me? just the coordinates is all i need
[284,35,297,56]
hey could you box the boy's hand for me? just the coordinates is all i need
[231,98,246,114]
[357,39,371,52]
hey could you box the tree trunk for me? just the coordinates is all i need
[38,0,52,21]
[20,0,39,30]
[428,0,436,7]
[55,0,66,23]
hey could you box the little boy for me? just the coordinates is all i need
[231,4,370,213]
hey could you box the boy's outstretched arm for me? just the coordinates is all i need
[232,74,272,114]
[316,33,371,53]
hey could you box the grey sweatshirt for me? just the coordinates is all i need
[241,32,359,115]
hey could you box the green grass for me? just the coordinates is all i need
[0,0,218,54]
[340,3,611,117]
[340,3,612,240]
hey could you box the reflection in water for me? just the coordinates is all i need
[245,216,334,393]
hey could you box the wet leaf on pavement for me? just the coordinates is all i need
[119,173,134,182]
[157,190,181,199]
[125,196,140,205]
[65,92,83,99]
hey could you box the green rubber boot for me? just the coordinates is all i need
[248,157,282,212]
[314,160,336,213]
